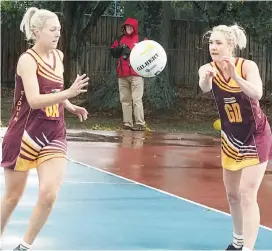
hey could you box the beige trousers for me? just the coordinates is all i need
[118,76,145,127]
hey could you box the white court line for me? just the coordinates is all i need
[0,249,269,251]
[67,157,272,232]
[63,180,135,185]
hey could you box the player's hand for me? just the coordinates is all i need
[220,56,238,80]
[201,67,217,81]
[67,74,89,98]
[66,104,88,122]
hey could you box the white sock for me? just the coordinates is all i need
[242,247,252,251]
[21,240,32,249]
[233,232,244,249]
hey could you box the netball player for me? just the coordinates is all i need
[198,24,272,251]
[1,7,89,250]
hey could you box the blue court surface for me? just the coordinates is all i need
[1,159,272,250]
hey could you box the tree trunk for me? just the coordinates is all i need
[142,1,177,109]
[61,1,76,88]
[160,1,174,106]
[61,1,111,88]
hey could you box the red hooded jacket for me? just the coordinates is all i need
[111,18,145,78]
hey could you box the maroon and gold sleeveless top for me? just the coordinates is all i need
[7,48,65,133]
[211,58,269,170]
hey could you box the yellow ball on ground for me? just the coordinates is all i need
[213,119,221,131]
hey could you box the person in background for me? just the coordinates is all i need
[111,17,146,131]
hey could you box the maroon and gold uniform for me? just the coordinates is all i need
[1,48,67,171]
[211,58,272,171]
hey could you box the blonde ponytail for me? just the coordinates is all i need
[20,7,57,41]
[20,7,39,41]
[230,24,247,50]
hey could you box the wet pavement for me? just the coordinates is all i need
[66,129,272,228]
[1,127,271,249]
[0,127,271,228]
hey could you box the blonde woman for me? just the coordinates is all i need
[198,24,272,251]
[1,7,89,250]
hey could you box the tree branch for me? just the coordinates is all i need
[218,2,227,16]
[77,1,92,16]
[192,2,212,27]
[78,1,111,48]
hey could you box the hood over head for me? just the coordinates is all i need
[123,17,138,35]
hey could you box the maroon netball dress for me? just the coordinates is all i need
[1,48,67,171]
[210,57,272,171]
